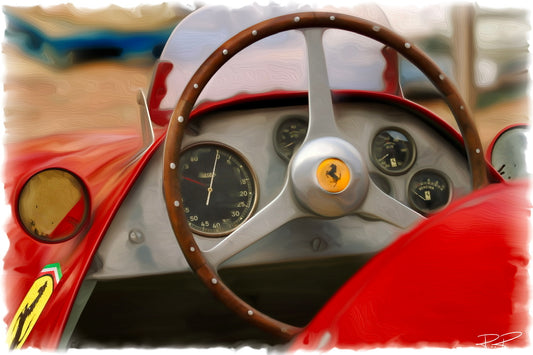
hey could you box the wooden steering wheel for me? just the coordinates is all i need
[163,12,490,340]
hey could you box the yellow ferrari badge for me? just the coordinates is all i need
[7,263,62,350]
[316,158,351,193]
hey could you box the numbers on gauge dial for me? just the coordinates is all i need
[371,128,416,175]
[178,143,258,237]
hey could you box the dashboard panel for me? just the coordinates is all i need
[88,97,471,280]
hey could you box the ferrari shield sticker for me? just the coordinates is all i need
[7,263,63,349]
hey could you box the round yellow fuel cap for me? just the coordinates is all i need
[316,158,351,193]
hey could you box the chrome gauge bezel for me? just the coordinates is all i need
[178,142,259,237]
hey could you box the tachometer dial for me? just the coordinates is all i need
[371,128,416,175]
[274,116,308,161]
[178,143,258,237]
[408,170,451,214]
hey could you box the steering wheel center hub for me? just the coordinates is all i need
[291,137,369,217]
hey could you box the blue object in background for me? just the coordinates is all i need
[4,12,177,67]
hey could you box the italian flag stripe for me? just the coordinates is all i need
[40,263,62,286]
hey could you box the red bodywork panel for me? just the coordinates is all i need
[291,179,530,351]
[2,128,167,349]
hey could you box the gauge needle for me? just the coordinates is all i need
[206,149,219,206]
[284,141,295,148]
[378,154,389,162]
[183,176,207,187]
[413,190,427,201]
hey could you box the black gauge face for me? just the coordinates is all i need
[408,170,451,214]
[179,144,257,237]
[371,128,416,175]
[274,116,308,161]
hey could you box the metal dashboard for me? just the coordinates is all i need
[88,98,470,280]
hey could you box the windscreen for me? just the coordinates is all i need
[158,3,393,109]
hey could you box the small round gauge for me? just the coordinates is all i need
[274,116,308,161]
[371,128,416,175]
[489,124,530,180]
[408,169,451,214]
[178,143,258,237]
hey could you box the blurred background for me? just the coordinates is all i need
[1,1,530,151]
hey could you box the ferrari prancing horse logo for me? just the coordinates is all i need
[317,158,351,193]
[7,263,62,350]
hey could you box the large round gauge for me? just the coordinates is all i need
[274,116,308,161]
[371,128,416,175]
[178,143,258,237]
[408,169,451,214]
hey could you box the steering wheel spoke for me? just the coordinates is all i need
[204,182,309,268]
[302,28,340,141]
[357,180,424,229]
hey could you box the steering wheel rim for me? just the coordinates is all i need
[163,11,490,340]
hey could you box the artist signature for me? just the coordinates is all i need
[476,332,523,348]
